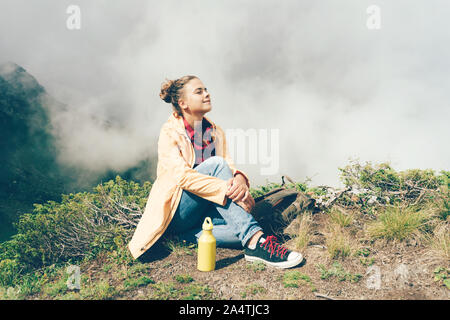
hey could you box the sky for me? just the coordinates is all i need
[0,0,449,188]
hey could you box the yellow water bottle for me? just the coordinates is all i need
[197,217,216,272]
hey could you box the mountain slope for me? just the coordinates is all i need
[0,62,156,241]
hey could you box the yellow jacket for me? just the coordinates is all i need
[127,111,250,259]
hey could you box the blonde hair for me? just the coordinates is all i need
[159,75,198,117]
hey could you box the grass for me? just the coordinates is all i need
[180,283,214,300]
[0,286,22,300]
[43,275,69,298]
[433,267,450,289]
[325,224,355,259]
[316,262,362,283]
[323,206,359,260]
[102,264,113,273]
[292,212,313,251]
[241,284,267,298]
[126,262,151,276]
[282,271,316,292]
[123,276,154,291]
[148,281,214,300]
[245,261,266,273]
[174,274,194,283]
[430,221,450,259]
[355,247,375,266]
[1,166,448,300]
[49,273,117,300]
[367,204,435,242]
[329,207,354,228]
[91,281,118,299]
[164,237,197,256]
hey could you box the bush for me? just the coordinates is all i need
[250,181,308,199]
[338,159,447,206]
[0,176,151,285]
[0,259,22,287]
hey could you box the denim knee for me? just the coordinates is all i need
[203,156,227,169]
[196,156,232,179]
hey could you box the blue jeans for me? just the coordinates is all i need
[165,156,263,248]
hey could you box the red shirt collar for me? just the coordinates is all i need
[183,117,213,141]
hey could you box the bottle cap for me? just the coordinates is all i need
[202,217,213,231]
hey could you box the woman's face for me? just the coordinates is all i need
[179,78,212,116]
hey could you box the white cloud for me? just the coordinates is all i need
[0,0,448,187]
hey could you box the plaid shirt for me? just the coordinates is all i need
[183,117,216,168]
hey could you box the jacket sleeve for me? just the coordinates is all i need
[217,126,251,188]
[157,126,229,206]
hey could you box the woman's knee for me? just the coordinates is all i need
[201,156,232,175]
[194,156,233,179]
[203,156,227,168]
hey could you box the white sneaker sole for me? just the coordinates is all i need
[244,253,303,269]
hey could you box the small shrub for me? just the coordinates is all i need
[338,160,446,205]
[0,176,151,283]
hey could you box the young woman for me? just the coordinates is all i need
[127,75,303,268]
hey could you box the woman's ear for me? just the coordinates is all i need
[178,98,189,113]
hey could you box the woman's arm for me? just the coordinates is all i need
[157,126,229,206]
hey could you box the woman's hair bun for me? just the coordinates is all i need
[160,79,174,103]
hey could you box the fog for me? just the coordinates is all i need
[1,0,448,188]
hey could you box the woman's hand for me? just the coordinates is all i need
[237,192,255,213]
[226,175,255,213]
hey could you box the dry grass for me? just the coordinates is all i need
[430,221,450,260]
[324,220,356,260]
[328,206,354,228]
[366,204,435,242]
[293,212,313,251]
